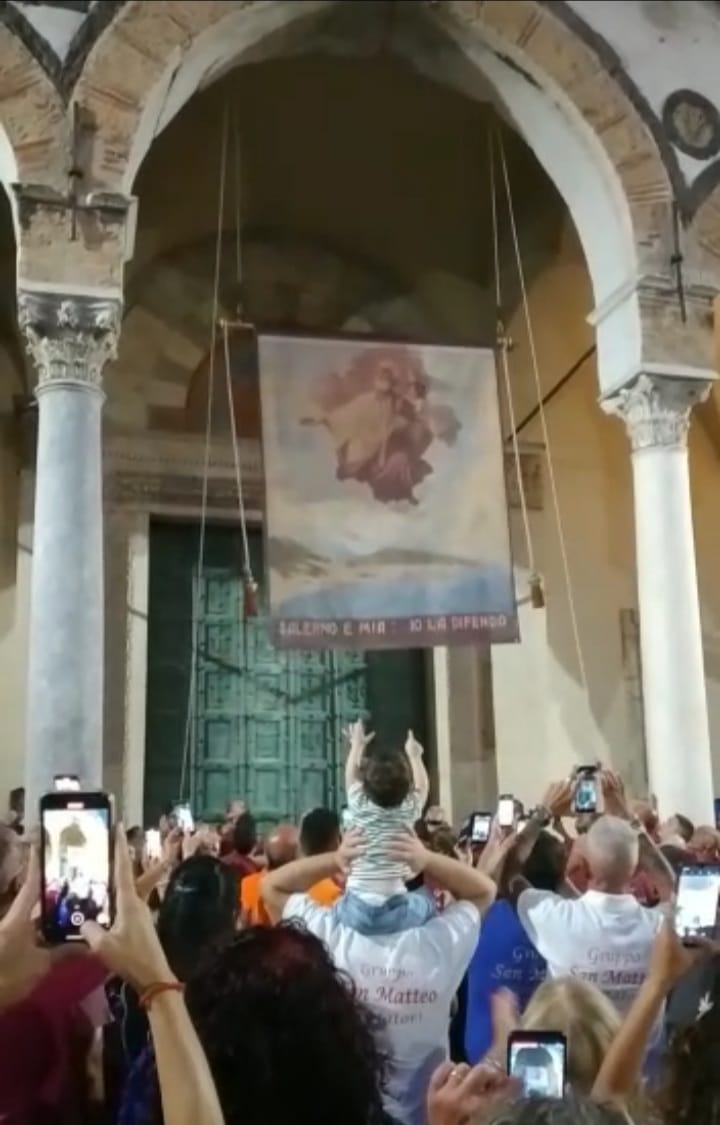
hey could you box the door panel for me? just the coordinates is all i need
[145,521,429,828]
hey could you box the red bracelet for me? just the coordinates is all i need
[139,981,185,1010]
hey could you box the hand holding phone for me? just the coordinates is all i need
[173,803,195,834]
[572,767,599,815]
[508,1031,567,1099]
[497,794,516,830]
[144,828,162,861]
[470,812,492,844]
[53,775,80,792]
[675,865,720,945]
[40,791,113,944]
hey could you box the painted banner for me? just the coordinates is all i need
[258,334,518,649]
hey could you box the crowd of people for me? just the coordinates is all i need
[1,722,720,1125]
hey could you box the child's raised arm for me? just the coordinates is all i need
[405,730,429,810]
[344,719,374,792]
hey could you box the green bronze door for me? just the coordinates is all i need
[145,521,428,828]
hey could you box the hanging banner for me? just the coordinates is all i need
[258,334,518,649]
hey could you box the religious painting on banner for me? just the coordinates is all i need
[258,334,518,649]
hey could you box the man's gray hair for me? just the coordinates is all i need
[585,815,639,879]
[489,1094,631,1125]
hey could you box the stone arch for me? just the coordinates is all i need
[108,232,436,433]
[76,0,671,391]
[0,23,66,194]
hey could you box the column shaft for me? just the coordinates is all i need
[18,290,121,818]
[26,383,104,808]
[605,374,713,825]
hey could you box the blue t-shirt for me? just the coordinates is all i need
[464,898,547,1063]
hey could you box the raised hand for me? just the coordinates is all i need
[601,768,629,818]
[427,1060,516,1125]
[343,718,375,754]
[0,847,51,1010]
[405,729,424,759]
[387,827,430,875]
[541,777,574,819]
[82,828,175,993]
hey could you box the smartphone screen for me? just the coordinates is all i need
[508,1031,567,1099]
[40,792,112,943]
[498,795,515,829]
[173,803,195,833]
[145,828,162,861]
[471,813,492,843]
[573,769,598,814]
[675,864,720,943]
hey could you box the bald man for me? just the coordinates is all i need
[241,823,299,925]
[265,824,300,870]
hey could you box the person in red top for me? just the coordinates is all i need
[221,812,259,884]
[0,936,108,1123]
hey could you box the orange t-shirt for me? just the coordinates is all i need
[308,877,343,907]
[240,870,272,926]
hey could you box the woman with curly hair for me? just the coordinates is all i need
[185,922,390,1125]
[120,922,390,1125]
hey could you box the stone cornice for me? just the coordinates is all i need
[101,430,543,512]
[17,289,122,389]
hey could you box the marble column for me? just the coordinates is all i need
[603,373,713,825]
[18,290,121,817]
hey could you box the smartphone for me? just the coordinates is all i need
[53,774,80,792]
[145,828,162,861]
[497,794,515,829]
[470,812,492,843]
[173,803,195,833]
[674,864,720,944]
[573,767,598,815]
[341,806,352,831]
[40,791,113,944]
[508,1030,567,1099]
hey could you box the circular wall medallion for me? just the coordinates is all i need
[662,89,720,160]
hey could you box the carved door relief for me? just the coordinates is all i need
[145,521,428,828]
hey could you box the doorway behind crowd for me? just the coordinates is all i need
[144,520,430,829]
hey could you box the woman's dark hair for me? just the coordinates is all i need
[232,812,257,855]
[522,831,566,893]
[156,856,237,982]
[185,923,387,1125]
[657,972,720,1125]
[360,746,411,809]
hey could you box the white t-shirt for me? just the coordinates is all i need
[517,888,664,1012]
[284,894,480,1125]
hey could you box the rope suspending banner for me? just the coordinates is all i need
[496,130,589,695]
[488,133,539,600]
[178,102,259,804]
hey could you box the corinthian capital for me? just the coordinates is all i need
[601,373,712,452]
[17,289,122,389]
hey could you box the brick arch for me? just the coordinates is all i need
[0,23,66,189]
[76,0,669,389]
